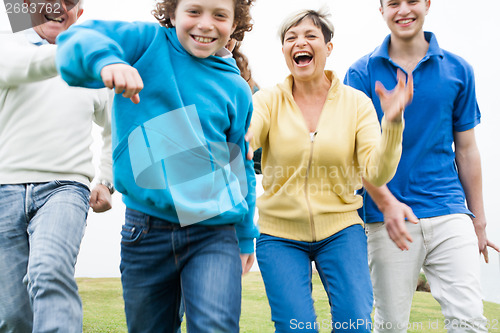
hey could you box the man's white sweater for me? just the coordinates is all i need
[0,30,112,187]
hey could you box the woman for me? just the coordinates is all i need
[250,9,413,332]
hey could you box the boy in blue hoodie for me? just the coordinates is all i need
[57,0,258,332]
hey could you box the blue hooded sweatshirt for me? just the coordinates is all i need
[56,21,258,253]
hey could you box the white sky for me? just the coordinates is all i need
[1,0,499,302]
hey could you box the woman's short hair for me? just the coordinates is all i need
[278,8,334,44]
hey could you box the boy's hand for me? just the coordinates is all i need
[376,69,413,123]
[101,64,144,104]
[240,253,255,275]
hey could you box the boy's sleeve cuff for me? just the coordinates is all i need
[93,56,129,80]
[238,238,255,254]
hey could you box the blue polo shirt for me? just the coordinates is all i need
[344,32,480,223]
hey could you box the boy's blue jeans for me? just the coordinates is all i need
[120,208,242,333]
[0,181,90,333]
[256,224,373,333]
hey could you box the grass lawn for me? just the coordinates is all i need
[78,272,500,332]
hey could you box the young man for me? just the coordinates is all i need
[344,0,499,332]
[0,1,113,332]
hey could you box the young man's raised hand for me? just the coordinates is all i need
[376,69,414,123]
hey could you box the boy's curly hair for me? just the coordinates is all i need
[152,0,255,41]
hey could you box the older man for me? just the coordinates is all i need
[0,1,113,332]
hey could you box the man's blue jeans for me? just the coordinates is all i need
[256,225,373,333]
[120,208,242,333]
[0,181,90,333]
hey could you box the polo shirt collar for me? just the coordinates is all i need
[371,31,444,60]
[24,28,49,46]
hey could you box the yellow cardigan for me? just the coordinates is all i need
[251,71,403,242]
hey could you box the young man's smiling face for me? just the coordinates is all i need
[171,0,236,58]
[380,0,430,41]
[28,0,83,44]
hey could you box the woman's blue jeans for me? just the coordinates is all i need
[0,181,90,333]
[120,208,242,333]
[256,224,373,333]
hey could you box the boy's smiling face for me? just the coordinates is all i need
[171,0,236,58]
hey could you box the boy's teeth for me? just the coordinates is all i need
[399,19,413,24]
[194,36,214,43]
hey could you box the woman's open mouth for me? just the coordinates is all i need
[293,51,313,67]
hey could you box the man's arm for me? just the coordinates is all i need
[454,128,499,262]
[363,180,419,250]
[89,89,114,213]
[0,33,58,87]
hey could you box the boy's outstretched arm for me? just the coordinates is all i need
[56,20,157,98]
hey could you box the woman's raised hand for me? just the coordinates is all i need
[375,69,414,123]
